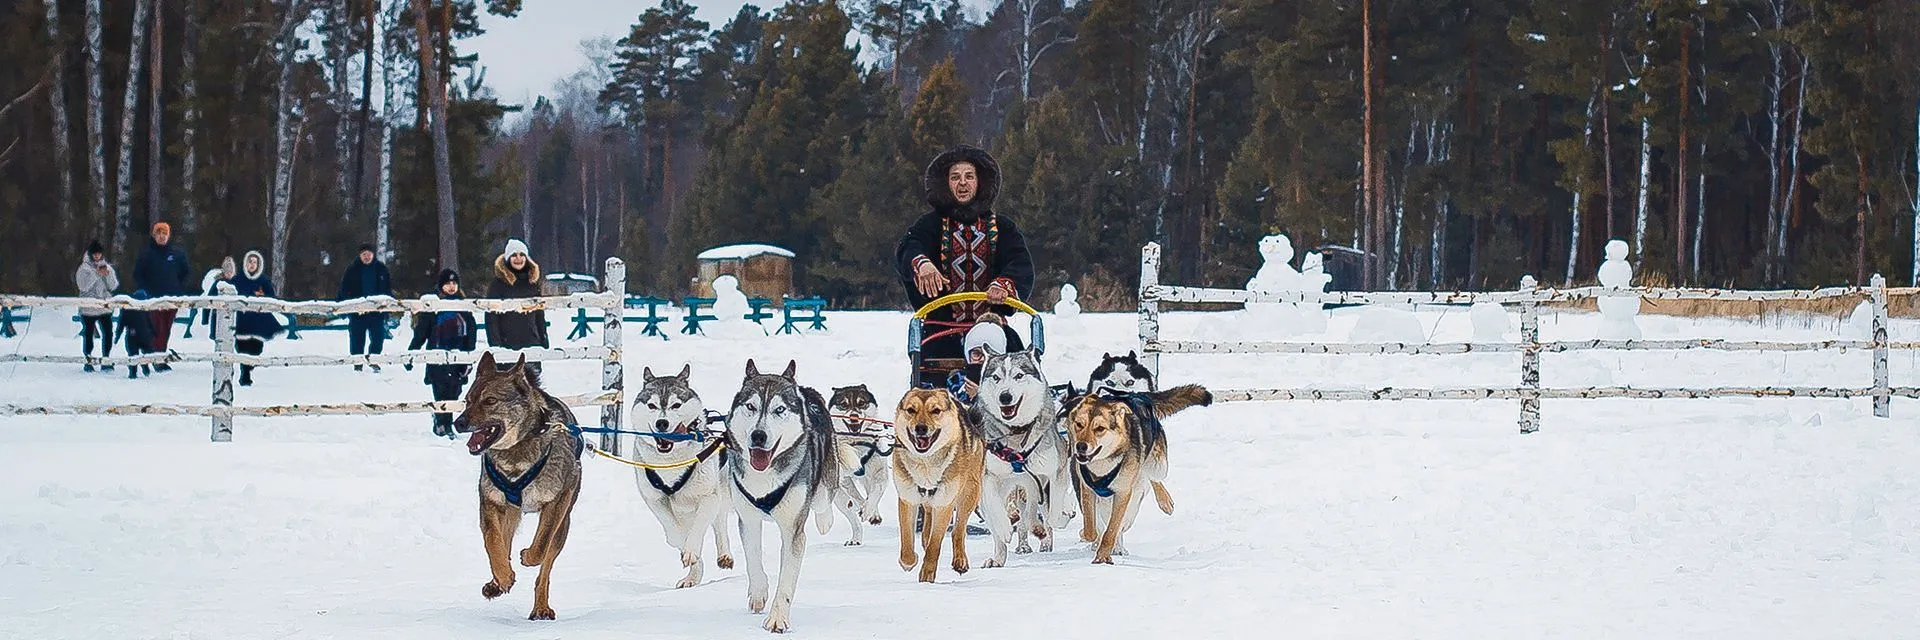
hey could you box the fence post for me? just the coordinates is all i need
[602,258,626,455]
[1871,273,1890,418]
[1139,242,1163,380]
[1518,275,1541,434]
[211,284,237,442]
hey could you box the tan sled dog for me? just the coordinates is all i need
[454,351,585,620]
[1063,384,1210,565]
[891,387,987,583]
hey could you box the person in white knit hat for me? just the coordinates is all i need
[486,238,550,374]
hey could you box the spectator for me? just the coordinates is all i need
[193,256,236,336]
[336,244,393,372]
[116,290,156,379]
[133,222,191,371]
[408,269,477,438]
[485,239,550,375]
[74,240,119,372]
[227,250,285,387]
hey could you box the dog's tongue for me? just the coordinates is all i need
[466,429,489,455]
[1000,403,1019,419]
[749,447,774,471]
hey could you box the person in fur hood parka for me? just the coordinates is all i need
[894,145,1035,384]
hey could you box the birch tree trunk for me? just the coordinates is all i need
[330,0,353,217]
[1912,98,1919,285]
[270,0,312,295]
[1600,18,1617,242]
[86,0,108,241]
[1779,55,1808,281]
[1633,54,1651,262]
[376,0,395,260]
[148,0,164,226]
[1675,23,1691,281]
[1762,13,1784,284]
[113,0,153,251]
[44,0,75,229]
[1361,0,1376,289]
[415,0,458,271]
[1567,91,1597,286]
[352,0,375,220]
[180,0,199,234]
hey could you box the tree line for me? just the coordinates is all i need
[3,0,1918,309]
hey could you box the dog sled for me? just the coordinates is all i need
[907,291,1048,389]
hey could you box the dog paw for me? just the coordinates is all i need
[519,547,542,567]
[866,515,883,525]
[918,566,938,583]
[762,609,791,633]
[677,575,699,589]
[984,557,1004,569]
[1092,553,1115,565]
[1015,543,1032,554]
[528,605,556,621]
[1079,528,1096,543]
[952,556,970,574]
[481,579,511,599]
[1039,538,1054,553]
[844,539,862,547]
[717,554,735,569]
[681,550,698,567]
[899,554,918,572]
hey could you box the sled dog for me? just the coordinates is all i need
[455,352,584,620]
[974,349,1076,563]
[1062,384,1211,564]
[1087,351,1156,394]
[890,387,987,582]
[631,364,735,588]
[725,359,839,633]
[829,384,891,545]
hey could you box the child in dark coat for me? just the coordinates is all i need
[408,269,478,438]
[116,290,156,379]
[227,250,285,386]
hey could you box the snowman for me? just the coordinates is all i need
[1242,234,1325,336]
[1595,239,1642,340]
[705,275,765,339]
[1052,282,1084,337]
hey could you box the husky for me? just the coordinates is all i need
[1062,384,1211,564]
[454,352,584,620]
[828,384,890,545]
[725,359,839,633]
[891,387,987,583]
[631,364,735,589]
[972,349,1076,565]
[1087,351,1156,394]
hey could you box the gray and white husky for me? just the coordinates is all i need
[973,350,1077,565]
[828,384,890,545]
[631,365,735,589]
[725,359,838,633]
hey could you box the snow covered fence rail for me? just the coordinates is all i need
[1135,242,1897,433]
[0,259,630,450]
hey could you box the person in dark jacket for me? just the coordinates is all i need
[133,222,191,370]
[336,244,394,372]
[486,238,550,375]
[408,269,478,438]
[116,290,156,379]
[894,145,1035,386]
[228,250,285,387]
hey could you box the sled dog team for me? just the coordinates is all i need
[455,350,1209,633]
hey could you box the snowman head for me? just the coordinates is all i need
[1060,283,1078,302]
[1258,234,1294,265]
[1604,240,1629,262]
[713,274,740,294]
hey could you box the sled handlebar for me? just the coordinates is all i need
[912,292,1041,319]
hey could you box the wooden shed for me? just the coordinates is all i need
[695,243,795,300]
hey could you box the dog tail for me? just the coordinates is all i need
[1146,384,1213,420]
[1151,481,1174,515]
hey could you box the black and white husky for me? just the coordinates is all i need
[631,365,734,589]
[1088,351,1156,394]
[828,384,890,545]
[725,359,838,633]
[973,350,1076,565]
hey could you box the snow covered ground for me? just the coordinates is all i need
[4,305,1920,639]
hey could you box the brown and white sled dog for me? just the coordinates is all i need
[631,364,734,588]
[454,352,585,620]
[890,387,987,583]
[725,360,839,633]
[829,384,890,545]
[1062,384,1212,565]
[974,350,1076,564]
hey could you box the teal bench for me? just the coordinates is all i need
[777,297,828,335]
[681,297,718,335]
[1,306,27,338]
[747,297,774,324]
[627,295,671,338]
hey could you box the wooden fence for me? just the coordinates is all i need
[0,259,628,450]
[1135,242,1911,433]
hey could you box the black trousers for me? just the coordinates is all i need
[428,364,470,426]
[80,315,114,358]
[237,338,264,381]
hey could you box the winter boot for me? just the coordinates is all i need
[84,363,95,373]
[240,367,254,387]
[102,364,115,372]
[154,362,172,373]
[369,364,383,374]
[354,365,364,372]
[140,364,152,377]
[432,414,453,438]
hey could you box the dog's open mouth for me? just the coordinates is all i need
[748,439,780,471]
[1072,446,1098,464]
[910,429,939,453]
[653,436,678,453]
[999,400,1021,420]
[466,422,503,455]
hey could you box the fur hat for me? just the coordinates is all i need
[922,145,1000,222]
[358,243,375,254]
[151,222,170,235]
[962,322,1008,362]
[242,250,266,278]
[502,238,529,260]
[437,268,460,286]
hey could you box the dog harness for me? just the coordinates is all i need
[849,439,894,477]
[645,438,729,496]
[986,438,1041,474]
[1076,462,1121,498]
[735,474,795,515]
[484,449,552,508]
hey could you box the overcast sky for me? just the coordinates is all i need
[463,0,996,121]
